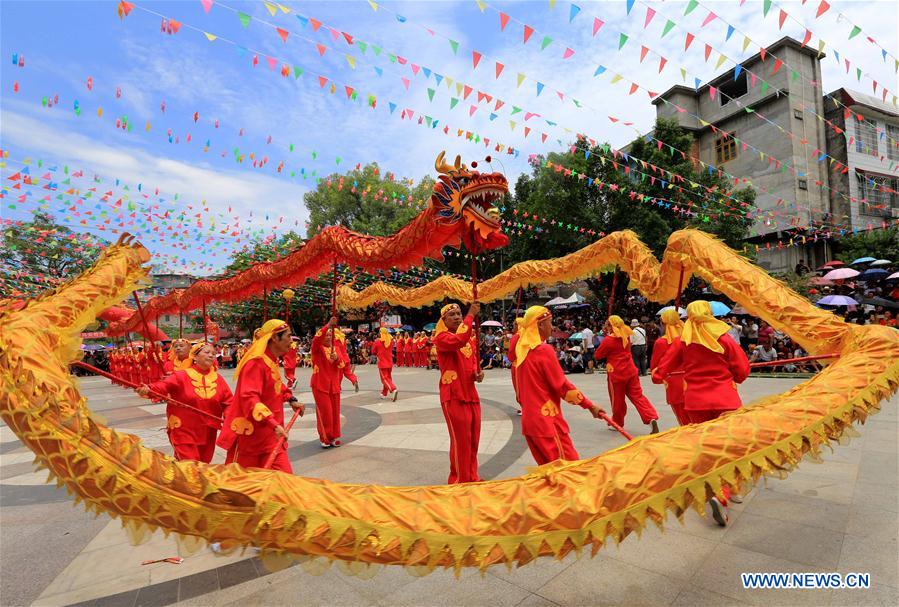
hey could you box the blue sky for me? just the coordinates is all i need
[2,0,897,274]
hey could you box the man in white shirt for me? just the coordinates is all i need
[581,326,595,373]
[727,316,743,345]
[749,341,778,363]
[629,319,648,376]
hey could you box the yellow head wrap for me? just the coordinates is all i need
[514,306,551,367]
[235,319,289,379]
[433,303,461,337]
[514,317,524,335]
[660,308,685,344]
[682,300,730,354]
[607,315,633,348]
[378,326,392,347]
[189,341,209,358]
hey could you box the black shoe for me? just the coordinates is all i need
[650,420,660,434]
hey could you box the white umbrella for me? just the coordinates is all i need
[870,259,892,267]
[481,320,503,327]
[656,306,686,316]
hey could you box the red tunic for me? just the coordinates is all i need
[310,332,342,394]
[282,343,298,386]
[434,316,479,405]
[148,368,232,445]
[594,335,638,381]
[217,349,294,456]
[371,339,394,369]
[650,337,684,405]
[653,335,749,412]
[395,338,405,364]
[508,333,521,403]
[516,344,593,438]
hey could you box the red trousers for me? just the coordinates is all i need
[669,401,690,426]
[378,368,396,395]
[687,408,733,505]
[417,352,427,367]
[525,433,578,465]
[403,352,412,367]
[313,389,341,444]
[607,374,659,426]
[170,427,217,463]
[233,447,293,473]
[440,399,481,484]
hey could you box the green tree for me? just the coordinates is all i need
[1,211,108,297]
[834,227,899,264]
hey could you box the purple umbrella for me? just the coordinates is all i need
[822,268,860,281]
[817,295,858,307]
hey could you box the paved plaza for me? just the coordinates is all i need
[1,365,896,607]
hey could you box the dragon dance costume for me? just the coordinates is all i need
[217,320,297,473]
[310,325,344,447]
[371,328,397,398]
[434,304,481,484]
[650,309,688,425]
[594,316,660,430]
[514,307,598,465]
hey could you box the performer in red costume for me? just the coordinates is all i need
[370,327,398,401]
[333,328,359,392]
[216,319,304,473]
[515,307,607,464]
[433,302,483,484]
[163,338,193,374]
[507,317,524,416]
[404,333,415,367]
[136,343,232,463]
[395,332,406,367]
[650,308,688,425]
[416,332,430,367]
[594,315,660,434]
[653,300,750,526]
[311,318,344,448]
[282,338,299,389]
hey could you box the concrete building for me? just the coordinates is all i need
[652,37,831,271]
[823,88,899,229]
[140,273,196,325]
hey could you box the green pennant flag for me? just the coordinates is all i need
[389,53,397,63]
[449,39,459,54]
[372,45,382,55]
[511,106,522,114]
[848,25,861,39]
[450,97,459,109]
[618,33,628,49]
[540,35,552,50]
[427,88,435,101]
[685,0,699,16]
[237,11,251,27]
[761,81,769,93]
[662,19,675,37]
[856,67,862,81]
[293,66,302,78]
[791,70,799,82]
[358,41,367,53]
[763,0,772,16]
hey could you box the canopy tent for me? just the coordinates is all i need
[544,293,586,307]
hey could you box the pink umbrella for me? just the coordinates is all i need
[823,268,860,281]
[888,272,899,280]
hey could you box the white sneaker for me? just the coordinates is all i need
[320,441,331,448]
[390,390,398,402]
[210,542,222,553]
[379,394,387,400]
[709,497,728,527]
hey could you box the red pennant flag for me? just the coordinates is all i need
[309,18,322,31]
[495,61,504,78]
[644,7,656,28]
[495,99,504,111]
[541,133,548,143]
[640,46,649,62]
[593,18,604,36]
[802,29,812,46]
[524,127,531,137]
[523,25,534,44]
[342,32,354,45]
[345,85,354,98]
[760,47,767,61]
[275,27,289,42]
[658,57,668,72]
[629,83,639,95]
[704,44,712,61]
[463,85,473,99]
[815,0,830,18]
[772,58,783,74]
[778,9,788,29]
[316,43,326,56]
[117,1,134,19]
[472,51,482,69]
[318,76,328,88]
[685,32,695,51]
[499,12,510,30]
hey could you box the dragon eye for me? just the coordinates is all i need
[457,177,469,186]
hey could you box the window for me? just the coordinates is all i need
[887,124,899,161]
[715,136,737,164]
[794,109,804,120]
[856,118,878,155]
[856,172,899,217]
[719,70,748,107]
[798,179,808,190]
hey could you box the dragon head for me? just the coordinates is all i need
[431,151,509,251]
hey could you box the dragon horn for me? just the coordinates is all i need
[435,151,453,175]
[454,154,461,170]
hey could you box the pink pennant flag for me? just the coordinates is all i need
[469,105,477,116]
[778,9,788,29]
[200,0,214,13]
[709,86,717,100]
[644,7,656,28]
[523,25,534,44]
[267,56,277,69]
[276,27,289,42]
[472,51,482,69]
[815,0,830,18]
[592,18,604,36]
[701,11,717,27]
[401,77,410,90]
[495,61,504,78]
[563,47,574,59]
[499,12,510,30]
[685,32,695,51]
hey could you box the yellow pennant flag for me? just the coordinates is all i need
[742,36,751,52]
[367,0,378,10]
[509,120,517,130]
[204,32,217,41]
[263,2,277,16]
[517,73,526,87]
[445,76,454,90]
[476,0,486,12]
[680,67,686,81]
[277,3,291,13]
[346,55,356,69]
[610,74,622,84]
[817,39,826,56]
[715,54,727,69]
[455,81,463,95]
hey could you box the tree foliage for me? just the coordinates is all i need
[834,227,899,264]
